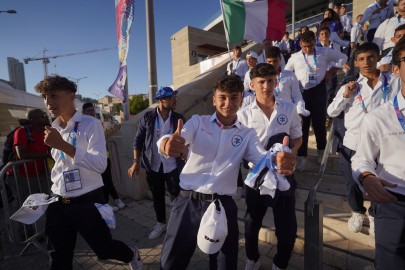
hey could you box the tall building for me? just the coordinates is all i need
[7,57,26,91]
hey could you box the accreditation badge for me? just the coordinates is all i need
[63,169,82,192]
[308,71,317,84]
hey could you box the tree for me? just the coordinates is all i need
[129,94,149,115]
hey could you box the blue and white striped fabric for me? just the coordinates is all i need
[244,143,291,198]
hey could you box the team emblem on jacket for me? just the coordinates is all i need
[277,114,288,125]
[231,135,243,147]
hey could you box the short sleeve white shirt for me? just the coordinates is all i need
[275,70,306,115]
[284,47,348,90]
[237,99,302,147]
[227,58,249,79]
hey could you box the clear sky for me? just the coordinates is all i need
[0,0,220,100]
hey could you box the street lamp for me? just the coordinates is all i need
[68,76,87,95]
[0,10,17,14]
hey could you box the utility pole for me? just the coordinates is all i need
[145,0,158,105]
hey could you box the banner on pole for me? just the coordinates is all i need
[108,0,135,102]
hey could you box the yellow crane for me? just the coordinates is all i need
[23,47,116,78]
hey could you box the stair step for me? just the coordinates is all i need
[235,206,375,266]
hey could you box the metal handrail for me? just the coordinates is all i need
[305,122,336,217]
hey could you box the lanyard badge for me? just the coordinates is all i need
[60,122,79,167]
[393,95,405,132]
[303,49,317,84]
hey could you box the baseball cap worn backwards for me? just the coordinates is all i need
[197,199,228,254]
[155,86,178,100]
[246,51,258,59]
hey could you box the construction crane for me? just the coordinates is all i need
[23,47,116,78]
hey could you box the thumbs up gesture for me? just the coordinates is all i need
[274,136,296,176]
[161,119,186,158]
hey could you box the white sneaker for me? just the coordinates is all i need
[245,258,260,270]
[368,215,375,237]
[295,156,307,171]
[109,203,119,212]
[272,264,282,270]
[115,198,126,209]
[148,222,167,239]
[348,212,365,233]
[129,246,143,270]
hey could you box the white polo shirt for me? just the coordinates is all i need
[227,58,249,79]
[327,72,400,150]
[351,92,405,196]
[275,70,307,115]
[360,1,395,30]
[50,111,106,197]
[340,14,353,33]
[237,99,302,147]
[373,14,405,51]
[377,47,393,67]
[285,47,347,91]
[351,22,365,44]
[158,113,266,196]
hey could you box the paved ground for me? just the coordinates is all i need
[0,197,368,270]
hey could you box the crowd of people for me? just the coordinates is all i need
[2,1,405,270]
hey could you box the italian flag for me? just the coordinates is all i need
[222,0,288,44]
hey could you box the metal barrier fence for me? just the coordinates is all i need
[106,140,124,188]
[0,158,52,259]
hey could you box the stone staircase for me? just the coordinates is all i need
[232,133,376,269]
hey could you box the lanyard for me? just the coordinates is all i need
[355,85,368,113]
[380,74,389,103]
[393,95,405,131]
[356,74,389,113]
[156,115,173,138]
[60,122,79,166]
[275,73,282,96]
[303,49,317,71]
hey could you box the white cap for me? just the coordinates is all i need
[197,199,228,254]
[246,51,258,59]
[10,193,58,224]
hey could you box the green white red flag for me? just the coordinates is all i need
[222,0,288,44]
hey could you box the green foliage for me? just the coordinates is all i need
[111,103,123,115]
[129,95,149,115]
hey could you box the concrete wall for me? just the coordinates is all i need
[352,0,375,19]
[171,26,228,88]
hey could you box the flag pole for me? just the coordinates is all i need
[219,0,233,71]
